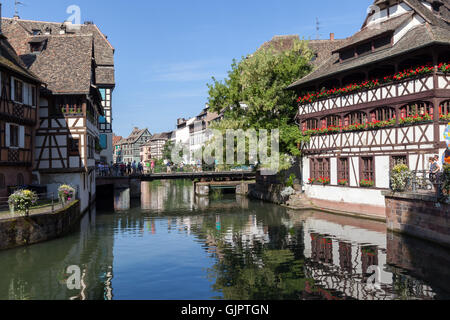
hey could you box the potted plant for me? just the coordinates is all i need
[360,179,375,188]
[8,190,38,216]
[390,164,412,192]
[338,179,348,186]
[308,178,316,185]
[58,185,76,205]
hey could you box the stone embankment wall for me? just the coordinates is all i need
[384,192,450,247]
[248,172,285,204]
[0,200,82,251]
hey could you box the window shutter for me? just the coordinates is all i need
[11,77,14,101]
[5,123,10,147]
[23,83,28,104]
[19,126,25,148]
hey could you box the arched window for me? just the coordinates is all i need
[17,173,24,186]
[370,107,396,122]
[321,115,341,128]
[439,100,450,116]
[0,174,5,189]
[400,101,433,118]
[302,118,318,131]
[344,112,367,126]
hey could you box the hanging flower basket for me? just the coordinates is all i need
[8,190,38,216]
[58,184,76,206]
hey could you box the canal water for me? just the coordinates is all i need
[1,180,450,300]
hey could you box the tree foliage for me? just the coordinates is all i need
[207,39,313,170]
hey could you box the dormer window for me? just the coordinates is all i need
[29,38,47,53]
[338,33,392,63]
[30,43,41,53]
[32,29,41,36]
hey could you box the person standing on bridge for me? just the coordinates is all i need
[151,160,155,173]
[132,161,137,175]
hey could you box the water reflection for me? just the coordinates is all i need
[0,180,449,300]
[0,208,115,300]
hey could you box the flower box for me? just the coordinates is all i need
[297,63,446,105]
[338,179,348,186]
[317,177,330,185]
[360,179,375,188]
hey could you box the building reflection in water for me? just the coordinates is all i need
[2,180,450,300]
[0,207,115,300]
[114,188,130,211]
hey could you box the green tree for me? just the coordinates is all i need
[207,39,313,171]
[162,140,174,161]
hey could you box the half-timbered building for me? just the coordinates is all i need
[120,127,152,164]
[0,30,41,199]
[288,0,450,215]
[2,17,111,212]
[1,17,116,164]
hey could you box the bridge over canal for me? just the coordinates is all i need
[96,171,256,198]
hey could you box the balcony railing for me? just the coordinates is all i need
[298,73,448,117]
[0,100,36,125]
[0,148,32,166]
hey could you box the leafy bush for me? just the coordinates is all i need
[286,174,296,188]
[8,190,38,215]
[390,164,412,192]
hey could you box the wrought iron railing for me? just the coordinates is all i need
[0,192,77,220]
[390,170,447,200]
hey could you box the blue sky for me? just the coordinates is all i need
[2,0,371,137]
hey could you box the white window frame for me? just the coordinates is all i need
[6,123,24,149]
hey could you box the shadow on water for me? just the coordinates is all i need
[0,180,449,300]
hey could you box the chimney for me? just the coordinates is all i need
[330,33,335,41]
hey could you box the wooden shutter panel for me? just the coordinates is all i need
[11,77,14,101]
[19,126,25,148]
[5,123,10,147]
[24,83,29,105]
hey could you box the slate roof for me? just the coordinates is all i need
[0,35,40,83]
[1,17,115,87]
[287,0,450,90]
[258,35,346,67]
[23,35,94,94]
[150,132,170,141]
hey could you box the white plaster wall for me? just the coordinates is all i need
[393,14,425,45]
[349,157,359,187]
[40,172,93,213]
[330,158,337,185]
[390,2,412,18]
[305,185,386,207]
[375,156,390,189]
[302,157,310,182]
